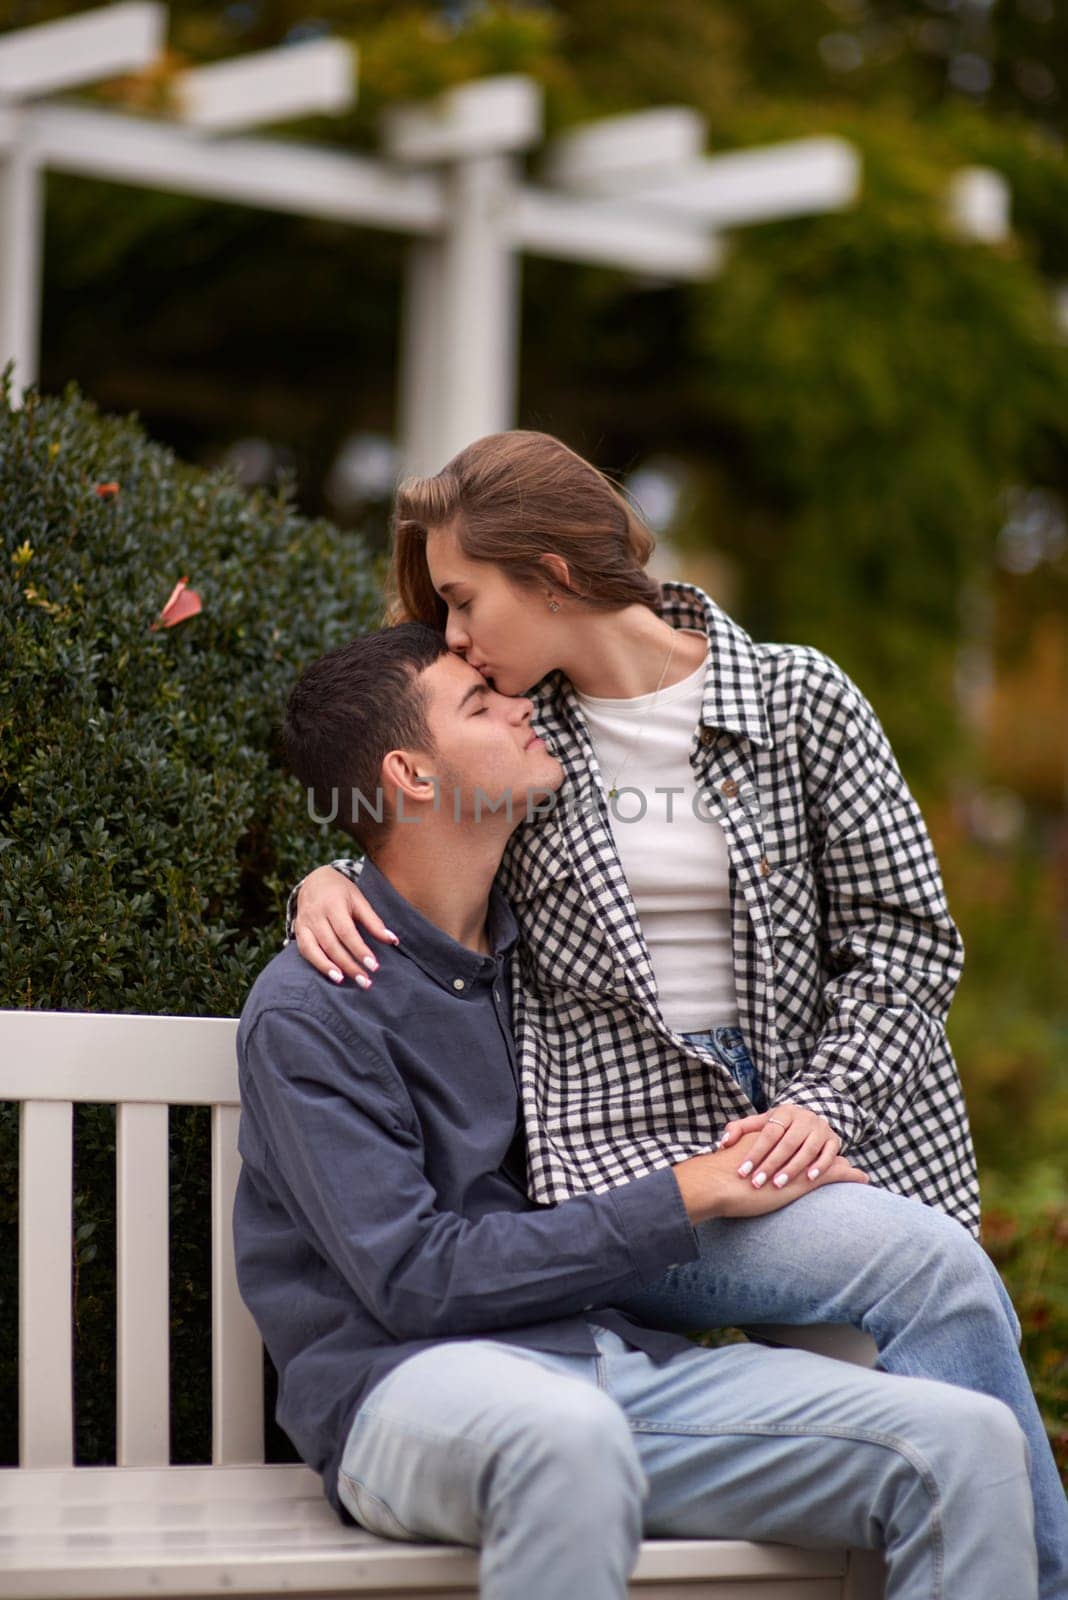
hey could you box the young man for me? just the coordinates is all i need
[233,624,1039,1600]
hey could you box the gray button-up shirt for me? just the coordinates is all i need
[235,858,700,1522]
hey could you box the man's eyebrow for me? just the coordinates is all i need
[457,682,490,712]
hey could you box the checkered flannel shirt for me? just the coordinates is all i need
[285,582,981,1237]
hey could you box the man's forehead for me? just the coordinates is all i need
[424,649,486,702]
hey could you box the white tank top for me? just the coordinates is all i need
[575,642,740,1033]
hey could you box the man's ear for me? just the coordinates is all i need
[381,749,438,809]
[538,551,572,596]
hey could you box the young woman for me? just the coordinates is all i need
[285,430,1067,1587]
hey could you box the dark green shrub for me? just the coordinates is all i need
[0,375,381,1462]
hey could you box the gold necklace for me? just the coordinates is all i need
[605,630,678,799]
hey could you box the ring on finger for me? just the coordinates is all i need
[766,1116,789,1129]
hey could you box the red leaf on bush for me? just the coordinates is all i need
[95,482,120,499]
[150,576,202,631]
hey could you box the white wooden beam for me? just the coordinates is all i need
[21,103,444,233]
[542,106,707,191]
[174,38,356,134]
[381,74,542,165]
[549,133,861,230]
[0,2,165,103]
[946,166,1011,244]
[512,187,722,277]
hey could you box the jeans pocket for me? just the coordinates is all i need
[338,1473,421,1542]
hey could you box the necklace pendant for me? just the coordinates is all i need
[608,786,617,799]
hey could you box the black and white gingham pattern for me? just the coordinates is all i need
[285,583,981,1236]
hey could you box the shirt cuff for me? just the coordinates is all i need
[606,1163,700,1284]
[773,1083,865,1152]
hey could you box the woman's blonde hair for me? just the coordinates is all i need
[386,430,661,626]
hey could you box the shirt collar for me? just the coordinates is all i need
[657,581,773,749]
[358,855,519,994]
[534,581,772,751]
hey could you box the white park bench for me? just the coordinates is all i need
[0,1008,885,1599]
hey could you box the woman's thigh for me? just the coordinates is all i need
[616,1180,1008,1346]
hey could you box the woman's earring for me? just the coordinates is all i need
[547,598,560,614]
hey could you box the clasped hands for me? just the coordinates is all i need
[717,1103,842,1191]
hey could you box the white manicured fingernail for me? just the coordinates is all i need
[363,955,379,972]
[808,1166,821,1181]
[355,973,371,990]
[752,1171,767,1189]
[738,1160,753,1177]
[328,967,343,984]
[773,1172,789,1189]
[384,929,400,944]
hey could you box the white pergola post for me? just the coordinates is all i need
[0,3,167,396]
[384,77,541,476]
[0,116,44,392]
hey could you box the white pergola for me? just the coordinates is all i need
[5,3,1015,477]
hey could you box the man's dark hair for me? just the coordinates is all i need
[282,622,451,852]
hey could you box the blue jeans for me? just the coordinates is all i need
[338,1323,1035,1599]
[683,1025,768,1112]
[609,1028,1068,1598]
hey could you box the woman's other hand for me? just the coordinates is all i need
[292,866,399,988]
[717,1103,843,1191]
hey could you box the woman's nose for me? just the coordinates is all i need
[445,614,470,652]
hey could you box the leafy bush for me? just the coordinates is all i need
[0,376,381,1462]
[982,1166,1068,1479]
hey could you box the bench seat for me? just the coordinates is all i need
[0,1463,868,1600]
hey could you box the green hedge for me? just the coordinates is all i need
[0,375,380,1462]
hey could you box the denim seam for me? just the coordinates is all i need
[624,1418,945,1600]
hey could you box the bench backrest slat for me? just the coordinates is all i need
[212,1104,266,1465]
[18,1099,75,1467]
[116,1102,171,1466]
[2,1010,264,1468]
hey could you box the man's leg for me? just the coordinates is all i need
[337,1340,644,1600]
[338,1326,1038,1600]
[616,1180,1068,1596]
[593,1323,1037,1600]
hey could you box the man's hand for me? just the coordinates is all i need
[717,1103,841,1190]
[671,1132,868,1226]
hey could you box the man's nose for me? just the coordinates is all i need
[509,696,535,724]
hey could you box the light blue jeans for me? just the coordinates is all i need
[613,1027,1068,1597]
[338,1322,1035,1599]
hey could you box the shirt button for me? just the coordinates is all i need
[717,734,732,749]
[720,778,739,799]
[759,857,772,877]
[452,978,466,991]
[699,726,715,746]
